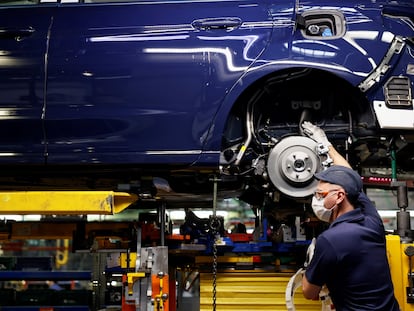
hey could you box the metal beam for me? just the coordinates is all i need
[0,191,138,215]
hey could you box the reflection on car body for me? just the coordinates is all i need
[0,0,413,206]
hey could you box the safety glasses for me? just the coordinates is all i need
[313,189,341,200]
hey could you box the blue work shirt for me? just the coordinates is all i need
[305,192,399,311]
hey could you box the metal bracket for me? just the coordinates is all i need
[358,36,404,92]
[316,143,333,168]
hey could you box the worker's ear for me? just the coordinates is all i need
[336,190,346,204]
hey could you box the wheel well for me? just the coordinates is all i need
[222,67,375,158]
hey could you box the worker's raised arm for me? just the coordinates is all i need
[301,121,351,168]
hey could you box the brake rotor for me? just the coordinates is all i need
[267,136,321,198]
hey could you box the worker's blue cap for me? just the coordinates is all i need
[314,165,362,201]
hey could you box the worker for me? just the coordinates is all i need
[301,121,399,311]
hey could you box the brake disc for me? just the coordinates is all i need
[267,136,321,198]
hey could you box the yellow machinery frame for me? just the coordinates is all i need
[387,234,414,311]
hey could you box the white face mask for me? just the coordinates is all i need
[311,196,336,223]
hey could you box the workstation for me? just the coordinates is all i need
[0,0,414,310]
[0,179,413,311]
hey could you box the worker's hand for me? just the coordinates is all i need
[304,237,316,269]
[302,121,331,147]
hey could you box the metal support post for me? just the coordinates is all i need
[159,202,166,246]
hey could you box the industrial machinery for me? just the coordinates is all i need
[0,167,412,311]
[0,133,412,311]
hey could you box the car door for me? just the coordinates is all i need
[0,1,54,164]
[45,0,272,165]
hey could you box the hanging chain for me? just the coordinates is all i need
[209,175,221,311]
[212,235,218,311]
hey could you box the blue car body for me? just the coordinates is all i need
[0,0,413,201]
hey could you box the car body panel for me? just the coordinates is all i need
[0,5,54,163]
[204,1,410,150]
[45,0,274,164]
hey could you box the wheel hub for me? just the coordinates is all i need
[267,136,321,198]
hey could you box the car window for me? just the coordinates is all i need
[0,0,39,5]
[83,0,139,2]
[0,0,139,4]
